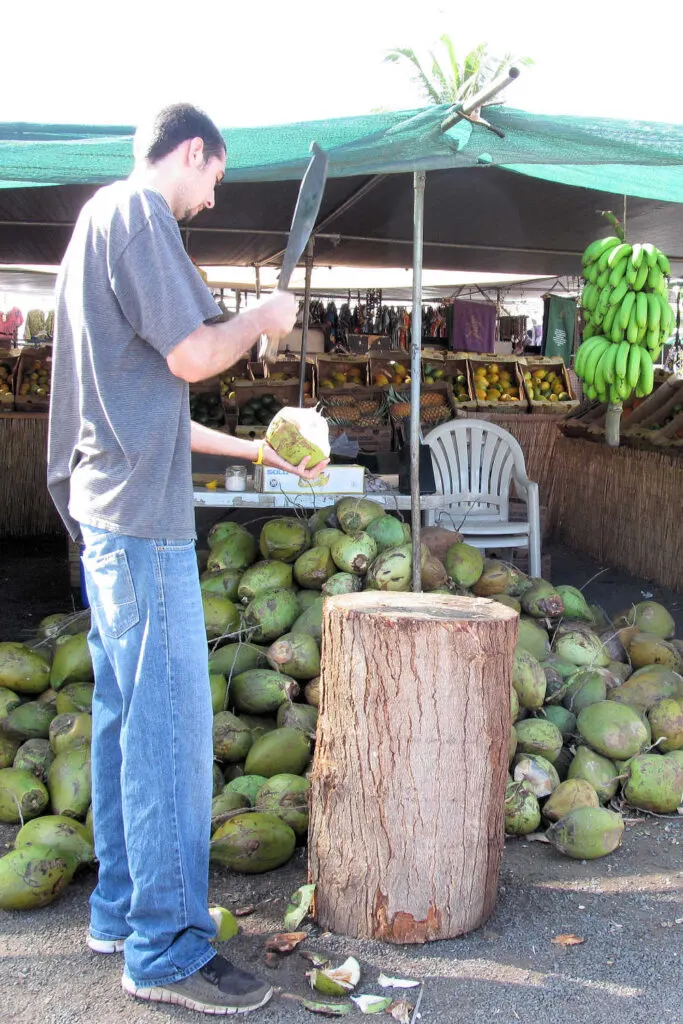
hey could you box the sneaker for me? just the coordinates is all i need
[121,954,273,1015]
[87,933,126,954]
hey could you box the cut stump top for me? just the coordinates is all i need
[324,592,519,624]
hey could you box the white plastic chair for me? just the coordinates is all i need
[422,418,542,578]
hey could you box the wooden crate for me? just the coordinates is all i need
[443,353,477,411]
[315,354,369,392]
[232,380,299,428]
[519,356,578,415]
[0,354,18,409]
[621,377,683,437]
[13,347,52,411]
[470,355,529,413]
[368,351,412,388]
[328,424,394,453]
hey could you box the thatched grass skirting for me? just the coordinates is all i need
[547,436,683,591]
[0,415,63,536]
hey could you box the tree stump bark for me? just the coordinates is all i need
[309,592,518,943]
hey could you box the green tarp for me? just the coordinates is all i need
[2,105,683,202]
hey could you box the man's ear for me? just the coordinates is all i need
[187,136,205,167]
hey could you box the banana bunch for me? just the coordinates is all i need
[576,237,673,403]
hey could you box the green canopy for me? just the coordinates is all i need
[2,106,683,201]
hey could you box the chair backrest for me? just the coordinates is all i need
[423,418,528,525]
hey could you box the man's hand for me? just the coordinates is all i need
[255,291,298,338]
[262,443,330,481]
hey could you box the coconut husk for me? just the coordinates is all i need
[419,527,462,563]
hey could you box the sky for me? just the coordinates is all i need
[3,0,683,128]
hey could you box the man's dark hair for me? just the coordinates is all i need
[138,103,225,165]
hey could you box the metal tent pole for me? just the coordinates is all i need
[298,237,315,406]
[410,171,426,592]
[255,264,261,299]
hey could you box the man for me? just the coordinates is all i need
[47,103,327,1016]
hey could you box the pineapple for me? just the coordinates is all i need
[420,392,446,408]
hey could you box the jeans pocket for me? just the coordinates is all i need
[85,548,140,639]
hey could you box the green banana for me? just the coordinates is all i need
[638,348,654,395]
[633,262,649,291]
[610,317,624,344]
[580,284,594,310]
[657,250,671,275]
[582,338,611,384]
[658,295,672,334]
[618,378,632,401]
[646,292,661,331]
[635,291,648,329]
[619,290,636,330]
[607,242,632,268]
[635,385,646,398]
[603,343,619,384]
[603,305,618,336]
[608,382,621,404]
[597,269,610,288]
[608,257,629,288]
[586,384,598,400]
[608,279,629,307]
[586,262,600,284]
[626,343,642,389]
[646,326,660,352]
[630,242,643,269]
[597,283,613,313]
[583,322,596,340]
[582,235,621,266]
[575,336,607,377]
[625,259,638,287]
[615,340,630,380]
[627,304,639,344]
[642,243,658,268]
[647,264,663,291]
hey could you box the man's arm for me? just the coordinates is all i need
[168,292,297,383]
[190,421,329,480]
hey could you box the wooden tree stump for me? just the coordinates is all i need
[309,592,518,943]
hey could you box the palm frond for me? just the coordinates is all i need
[429,50,450,100]
[439,34,461,91]
[384,47,442,104]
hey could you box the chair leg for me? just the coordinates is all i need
[526,483,542,578]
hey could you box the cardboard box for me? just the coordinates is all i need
[14,346,52,411]
[519,356,578,415]
[0,354,18,408]
[469,355,529,413]
[443,353,477,410]
[368,351,411,388]
[316,354,369,391]
[255,464,365,495]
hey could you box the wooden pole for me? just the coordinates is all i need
[309,592,518,943]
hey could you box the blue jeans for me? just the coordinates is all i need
[80,524,216,986]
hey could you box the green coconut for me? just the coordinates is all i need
[48,713,92,755]
[255,773,311,836]
[576,701,649,761]
[297,589,324,611]
[200,568,243,602]
[7,700,57,740]
[510,686,520,723]
[542,664,570,705]
[212,711,254,763]
[607,665,683,712]
[223,774,268,806]
[0,734,21,769]
[623,754,683,813]
[0,844,78,910]
[237,561,293,603]
[210,811,297,873]
[562,669,608,714]
[267,632,320,680]
[0,767,49,822]
[542,779,600,822]
[239,715,277,741]
[55,682,94,715]
[212,762,225,797]
[206,528,257,572]
[493,594,522,613]
[47,745,91,819]
[444,542,484,588]
[648,698,683,753]
[514,719,563,763]
[294,547,336,590]
[471,560,514,597]
[553,746,574,782]
[335,496,385,535]
[211,790,250,830]
[554,585,593,622]
[304,678,320,707]
[313,528,345,549]
[541,705,576,741]
[664,750,683,769]
[546,806,624,859]
[521,579,565,619]
[322,572,363,596]
[0,643,51,695]
[15,814,95,867]
[50,633,93,690]
[606,661,632,685]
[330,532,378,575]
[266,406,330,470]
[202,594,241,641]
[504,780,541,835]
[624,601,676,639]
[208,642,267,679]
[509,725,518,763]
[230,669,299,715]
[516,619,551,662]
[567,745,619,804]
[276,702,319,735]
[13,739,54,783]
[207,520,251,550]
[364,543,413,592]
[290,598,324,642]
[512,650,546,710]
[244,726,311,778]
[553,629,610,668]
[0,686,21,718]
[259,518,311,563]
[210,673,228,714]
[243,587,301,642]
[308,508,336,534]
[628,632,681,670]
[512,753,560,796]
[364,515,408,553]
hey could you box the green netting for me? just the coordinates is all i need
[1,106,683,201]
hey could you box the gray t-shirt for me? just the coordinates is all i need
[47,180,220,542]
